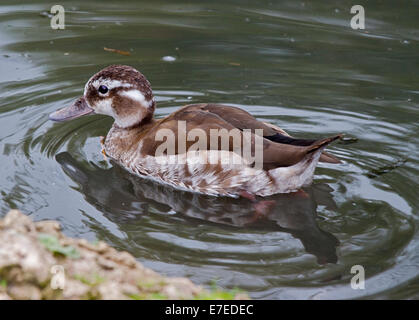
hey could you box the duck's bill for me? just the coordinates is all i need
[49,96,94,122]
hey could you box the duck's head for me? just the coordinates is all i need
[49,65,156,128]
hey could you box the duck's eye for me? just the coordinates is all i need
[98,85,108,94]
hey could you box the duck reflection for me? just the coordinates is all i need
[56,152,339,264]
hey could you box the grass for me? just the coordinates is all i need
[194,279,245,300]
[38,233,80,259]
[128,292,168,300]
[74,273,105,286]
[194,288,243,300]
[129,278,245,300]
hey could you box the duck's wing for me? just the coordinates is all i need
[140,104,341,170]
[198,104,341,164]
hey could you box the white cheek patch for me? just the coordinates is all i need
[92,96,140,129]
[81,75,154,128]
[93,98,114,117]
[115,114,145,129]
[120,89,153,108]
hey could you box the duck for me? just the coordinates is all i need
[49,65,342,198]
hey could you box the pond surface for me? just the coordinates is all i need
[0,0,418,299]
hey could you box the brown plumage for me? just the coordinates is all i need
[49,65,343,197]
[122,103,341,170]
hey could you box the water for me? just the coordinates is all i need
[0,0,418,299]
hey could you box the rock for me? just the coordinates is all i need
[8,284,42,300]
[0,292,11,300]
[0,210,247,300]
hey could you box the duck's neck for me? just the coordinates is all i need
[105,117,158,161]
[114,115,156,130]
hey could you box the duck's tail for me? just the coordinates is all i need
[306,134,342,155]
[267,134,342,193]
[266,132,342,164]
[298,134,342,186]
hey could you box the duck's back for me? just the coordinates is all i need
[104,104,340,197]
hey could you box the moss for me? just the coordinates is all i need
[0,279,7,288]
[129,287,245,300]
[194,289,239,300]
[195,283,245,300]
[132,279,169,299]
[137,279,166,290]
[74,273,105,286]
[38,233,80,259]
[127,292,168,300]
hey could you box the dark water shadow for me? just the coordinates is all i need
[56,152,339,264]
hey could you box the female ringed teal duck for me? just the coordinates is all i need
[49,65,342,198]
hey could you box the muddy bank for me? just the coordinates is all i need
[0,210,246,300]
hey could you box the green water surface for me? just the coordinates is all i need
[0,0,418,299]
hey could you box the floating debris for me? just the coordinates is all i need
[162,56,176,62]
[39,11,53,18]
[229,62,241,66]
[367,158,407,178]
[104,47,131,56]
[338,136,358,145]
